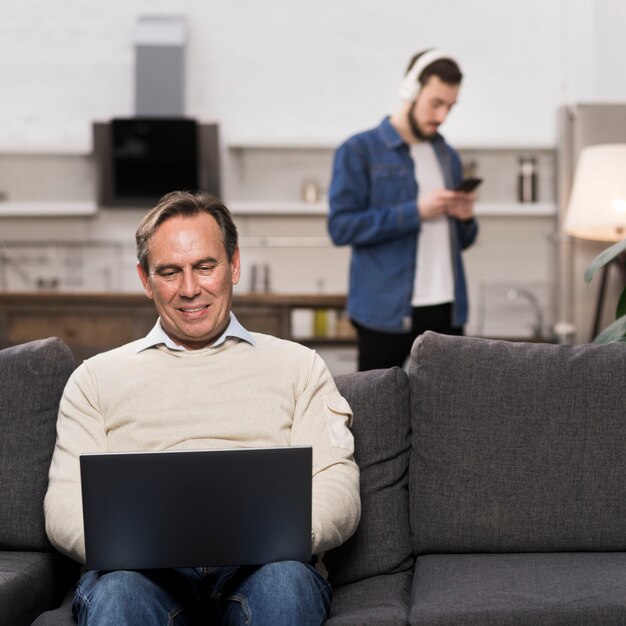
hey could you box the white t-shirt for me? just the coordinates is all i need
[410,142,454,307]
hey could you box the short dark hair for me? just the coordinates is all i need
[136,190,239,274]
[406,49,463,87]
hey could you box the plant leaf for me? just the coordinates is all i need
[592,314,626,344]
[585,238,626,283]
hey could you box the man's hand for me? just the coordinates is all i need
[447,191,475,221]
[418,189,475,221]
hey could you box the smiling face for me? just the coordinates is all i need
[137,212,241,350]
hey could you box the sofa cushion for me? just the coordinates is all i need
[0,338,75,551]
[325,367,413,587]
[0,551,62,626]
[31,589,75,626]
[409,552,626,626]
[328,571,411,626]
[408,332,626,554]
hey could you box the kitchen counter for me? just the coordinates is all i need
[0,292,352,361]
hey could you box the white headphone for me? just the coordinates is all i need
[398,49,459,101]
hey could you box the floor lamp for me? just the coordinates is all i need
[564,144,626,340]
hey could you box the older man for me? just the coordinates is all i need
[45,191,360,625]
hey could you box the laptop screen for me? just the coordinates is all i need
[80,446,312,570]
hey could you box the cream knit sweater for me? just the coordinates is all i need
[44,333,361,565]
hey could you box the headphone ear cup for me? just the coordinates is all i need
[398,77,419,101]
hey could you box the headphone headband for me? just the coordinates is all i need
[398,49,459,101]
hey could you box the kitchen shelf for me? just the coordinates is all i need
[0,199,555,218]
[474,202,555,217]
[229,200,556,217]
[0,201,97,217]
[227,141,336,151]
[230,201,327,216]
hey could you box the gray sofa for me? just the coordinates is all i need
[2,332,625,625]
[0,338,77,626]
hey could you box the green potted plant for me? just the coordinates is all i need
[585,237,626,343]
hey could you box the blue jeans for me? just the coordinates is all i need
[73,561,331,625]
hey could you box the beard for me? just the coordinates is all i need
[407,100,436,141]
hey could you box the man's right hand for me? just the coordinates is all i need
[418,189,458,220]
[418,189,475,221]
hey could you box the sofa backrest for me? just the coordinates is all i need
[0,337,75,551]
[408,331,626,555]
[325,367,413,586]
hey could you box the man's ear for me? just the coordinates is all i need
[137,263,154,299]
[231,247,241,285]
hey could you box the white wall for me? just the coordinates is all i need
[1,0,625,153]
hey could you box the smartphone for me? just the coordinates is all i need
[455,177,483,193]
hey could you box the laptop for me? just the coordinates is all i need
[80,445,312,571]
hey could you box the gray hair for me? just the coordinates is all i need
[136,191,238,274]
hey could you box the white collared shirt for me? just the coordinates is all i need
[133,312,256,353]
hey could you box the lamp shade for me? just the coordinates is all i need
[564,144,626,242]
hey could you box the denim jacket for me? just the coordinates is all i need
[328,117,478,333]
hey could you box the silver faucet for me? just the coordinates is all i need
[507,288,544,338]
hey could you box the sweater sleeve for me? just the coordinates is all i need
[44,362,108,564]
[290,351,361,555]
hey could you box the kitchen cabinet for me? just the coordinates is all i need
[224,142,556,213]
[0,292,353,362]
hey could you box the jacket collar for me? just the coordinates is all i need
[378,116,444,150]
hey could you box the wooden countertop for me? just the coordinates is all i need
[0,291,353,359]
[0,291,347,309]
